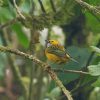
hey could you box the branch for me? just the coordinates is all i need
[29,0,35,15]
[0,45,73,100]
[28,31,35,100]
[38,0,46,13]
[13,0,25,19]
[47,68,73,100]
[0,11,68,30]
[53,68,89,75]
[75,0,100,15]
[28,30,40,99]
[0,17,19,29]
[50,0,56,12]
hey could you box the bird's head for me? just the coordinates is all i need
[45,40,60,47]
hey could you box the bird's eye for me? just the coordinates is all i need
[51,41,54,42]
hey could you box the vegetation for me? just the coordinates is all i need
[0,0,100,100]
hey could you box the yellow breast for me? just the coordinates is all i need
[46,52,61,62]
[45,51,69,64]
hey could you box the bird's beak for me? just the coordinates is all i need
[45,40,49,43]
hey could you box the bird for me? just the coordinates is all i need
[45,40,78,64]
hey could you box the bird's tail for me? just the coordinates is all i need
[70,57,79,63]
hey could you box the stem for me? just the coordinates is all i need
[13,0,25,19]
[38,0,46,13]
[50,0,56,12]
[53,68,89,75]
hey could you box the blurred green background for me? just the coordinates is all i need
[0,0,100,100]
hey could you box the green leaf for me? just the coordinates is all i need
[18,96,24,100]
[80,74,96,86]
[86,0,100,6]
[90,46,100,56]
[0,7,13,22]
[85,12,100,33]
[59,46,90,83]
[92,76,100,87]
[11,23,29,48]
[50,87,61,98]
[21,77,29,91]
[88,62,100,76]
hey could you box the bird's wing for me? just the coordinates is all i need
[47,47,69,58]
[46,47,78,63]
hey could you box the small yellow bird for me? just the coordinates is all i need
[45,40,78,64]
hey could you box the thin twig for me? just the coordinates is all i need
[28,64,34,100]
[38,0,46,13]
[0,17,19,29]
[28,30,40,100]
[13,0,25,19]
[50,0,56,12]
[53,68,89,75]
[28,31,35,100]
[75,0,100,15]
[0,45,73,100]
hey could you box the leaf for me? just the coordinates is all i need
[11,23,29,48]
[85,12,100,33]
[88,62,100,76]
[59,46,90,84]
[92,76,100,87]
[86,0,100,6]
[49,87,61,98]
[0,7,13,22]
[21,77,30,89]
[80,74,97,86]
[90,46,100,56]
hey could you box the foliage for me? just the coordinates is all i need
[0,0,100,100]
[90,46,100,56]
[88,62,100,76]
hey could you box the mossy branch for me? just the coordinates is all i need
[0,11,69,30]
[0,45,73,100]
[13,0,25,19]
[75,0,100,15]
